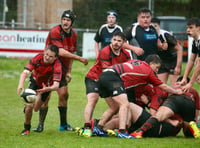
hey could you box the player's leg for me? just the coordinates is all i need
[22,103,33,135]
[169,74,180,86]
[93,97,119,137]
[33,93,50,132]
[112,94,134,139]
[57,85,74,131]
[82,78,99,137]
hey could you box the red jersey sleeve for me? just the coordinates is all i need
[147,70,163,86]
[52,59,62,82]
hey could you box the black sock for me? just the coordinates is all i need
[58,106,67,126]
[24,123,31,130]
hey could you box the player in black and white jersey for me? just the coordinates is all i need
[151,17,182,86]
[94,10,123,57]
[125,7,168,60]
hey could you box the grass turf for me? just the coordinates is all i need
[0,58,200,148]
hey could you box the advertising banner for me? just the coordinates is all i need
[0,29,49,58]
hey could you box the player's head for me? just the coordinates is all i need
[61,10,76,31]
[187,17,200,27]
[137,7,152,29]
[61,10,76,24]
[151,17,161,33]
[187,17,200,37]
[107,10,118,26]
[145,54,161,73]
[111,31,125,51]
[44,45,59,64]
[112,31,126,41]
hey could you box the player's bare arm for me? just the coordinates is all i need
[182,58,200,92]
[174,43,182,75]
[122,42,144,56]
[59,48,88,65]
[17,69,30,95]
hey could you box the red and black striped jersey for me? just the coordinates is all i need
[86,45,130,81]
[25,54,62,88]
[111,59,163,89]
[45,25,77,74]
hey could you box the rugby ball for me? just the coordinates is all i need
[20,89,37,103]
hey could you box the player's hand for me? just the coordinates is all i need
[174,66,181,75]
[181,83,192,92]
[161,42,168,50]
[17,86,24,95]
[79,57,89,65]
[36,83,48,95]
[176,78,187,86]
[133,47,144,56]
[66,73,72,83]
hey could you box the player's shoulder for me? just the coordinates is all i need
[71,28,77,35]
[31,53,43,63]
[101,45,111,54]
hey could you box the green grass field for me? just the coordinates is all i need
[0,58,200,148]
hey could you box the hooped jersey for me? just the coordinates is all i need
[45,25,77,74]
[24,54,62,88]
[94,24,123,49]
[111,59,163,89]
[86,45,130,81]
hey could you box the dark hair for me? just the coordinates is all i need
[187,17,200,27]
[138,7,152,16]
[151,17,160,25]
[46,44,59,57]
[107,10,118,18]
[112,31,126,41]
[145,54,161,64]
[61,10,76,24]
[176,76,190,83]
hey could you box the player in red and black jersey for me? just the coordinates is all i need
[93,54,182,138]
[82,31,131,137]
[130,80,200,138]
[17,45,62,135]
[33,10,89,132]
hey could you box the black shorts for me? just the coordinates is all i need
[162,94,196,122]
[157,60,177,74]
[98,70,126,98]
[85,77,99,94]
[126,87,136,103]
[28,75,51,102]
